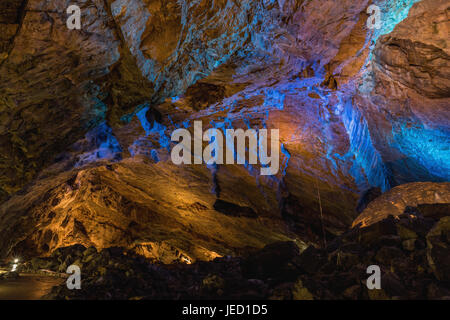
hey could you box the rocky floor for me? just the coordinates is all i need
[2,203,445,300]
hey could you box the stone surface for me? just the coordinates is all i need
[10,202,446,300]
[0,0,153,202]
[0,0,448,300]
[0,158,293,262]
[426,216,450,282]
[355,0,450,186]
[353,182,450,227]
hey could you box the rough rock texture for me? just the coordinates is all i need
[0,1,25,61]
[7,202,447,300]
[356,0,450,185]
[353,182,450,227]
[0,0,448,293]
[0,155,297,262]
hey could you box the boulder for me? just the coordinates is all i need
[426,217,450,281]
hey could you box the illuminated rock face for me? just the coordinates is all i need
[0,0,448,260]
[353,182,450,228]
[0,159,292,261]
[0,0,153,201]
[356,0,450,185]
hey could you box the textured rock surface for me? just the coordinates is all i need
[0,158,293,262]
[0,0,153,201]
[4,202,447,300]
[0,1,24,61]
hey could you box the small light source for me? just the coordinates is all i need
[181,256,192,264]
[11,258,19,272]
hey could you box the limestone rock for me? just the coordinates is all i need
[353,182,450,228]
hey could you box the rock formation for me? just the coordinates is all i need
[0,0,448,299]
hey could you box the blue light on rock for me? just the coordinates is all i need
[392,123,450,181]
[76,122,122,167]
[375,0,421,38]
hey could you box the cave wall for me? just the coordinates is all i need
[0,0,448,259]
